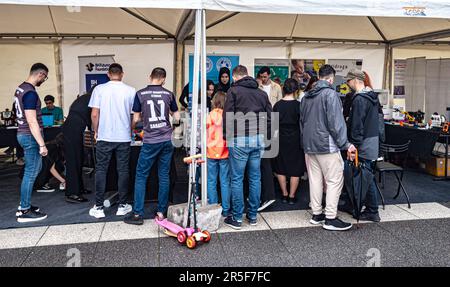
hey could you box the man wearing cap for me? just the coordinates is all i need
[345,69,381,222]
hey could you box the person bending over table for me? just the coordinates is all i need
[63,89,94,204]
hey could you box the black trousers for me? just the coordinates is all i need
[95,141,130,207]
[260,157,275,202]
[63,118,85,197]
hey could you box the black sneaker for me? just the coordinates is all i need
[17,209,47,223]
[224,215,242,230]
[358,212,381,222]
[288,197,296,205]
[124,213,144,225]
[65,195,88,204]
[257,199,276,212]
[310,213,326,225]
[246,215,257,226]
[16,205,39,217]
[36,184,55,193]
[323,217,353,231]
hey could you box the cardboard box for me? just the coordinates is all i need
[425,156,450,177]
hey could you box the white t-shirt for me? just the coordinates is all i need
[262,83,271,98]
[88,81,136,142]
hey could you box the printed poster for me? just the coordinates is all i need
[254,59,290,86]
[394,59,406,99]
[328,59,363,95]
[78,55,115,96]
[188,54,239,111]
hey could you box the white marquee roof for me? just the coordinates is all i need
[0,1,449,44]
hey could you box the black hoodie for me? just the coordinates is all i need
[348,89,380,160]
[216,67,231,93]
[223,76,272,140]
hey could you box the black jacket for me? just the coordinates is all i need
[348,89,380,160]
[223,76,272,140]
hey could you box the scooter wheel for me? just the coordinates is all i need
[202,230,211,243]
[186,236,196,249]
[177,231,187,244]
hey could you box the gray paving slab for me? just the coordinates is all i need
[159,233,227,267]
[274,227,365,267]
[0,248,31,267]
[333,223,427,267]
[21,243,97,267]
[88,239,159,267]
[440,202,450,209]
[218,230,298,267]
[377,219,450,266]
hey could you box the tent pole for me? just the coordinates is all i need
[174,40,184,98]
[200,9,208,206]
[382,43,393,93]
[188,9,202,207]
[54,39,64,112]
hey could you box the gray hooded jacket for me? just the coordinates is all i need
[300,80,350,154]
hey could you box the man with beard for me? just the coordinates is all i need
[14,63,49,223]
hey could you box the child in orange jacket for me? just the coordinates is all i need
[206,91,230,217]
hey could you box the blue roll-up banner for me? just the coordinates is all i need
[188,54,239,111]
[78,55,115,95]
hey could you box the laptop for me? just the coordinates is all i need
[42,114,54,127]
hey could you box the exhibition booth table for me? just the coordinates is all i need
[384,123,441,160]
[0,126,62,149]
[98,142,178,203]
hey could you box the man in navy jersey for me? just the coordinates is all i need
[14,63,49,223]
[124,67,180,225]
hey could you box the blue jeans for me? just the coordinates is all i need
[360,158,379,214]
[133,141,174,216]
[207,158,231,217]
[17,134,42,210]
[228,136,263,221]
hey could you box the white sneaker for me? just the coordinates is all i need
[89,205,105,219]
[116,204,132,216]
[257,199,276,212]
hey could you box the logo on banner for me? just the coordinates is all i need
[206,58,213,73]
[86,63,94,72]
[403,6,426,16]
[216,57,232,72]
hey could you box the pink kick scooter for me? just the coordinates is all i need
[155,154,211,249]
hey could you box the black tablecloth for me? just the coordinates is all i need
[104,145,177,202]
[0,126,62,148]
[384,123,441,159]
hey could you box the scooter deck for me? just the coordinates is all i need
[163,229,178,238]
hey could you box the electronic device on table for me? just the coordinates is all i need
[1,109,15,127]
[41,114,54,127]
[430,113,446,129]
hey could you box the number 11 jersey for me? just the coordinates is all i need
[133,85,178,144]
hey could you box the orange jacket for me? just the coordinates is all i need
[207,108,229,159]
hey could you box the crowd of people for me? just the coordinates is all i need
[12,61,383,232]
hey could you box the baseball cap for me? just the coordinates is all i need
[344,69,365,82]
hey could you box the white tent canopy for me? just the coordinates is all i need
[0,1,449,43]
[1,0,450,18]
[1,0,450,104]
